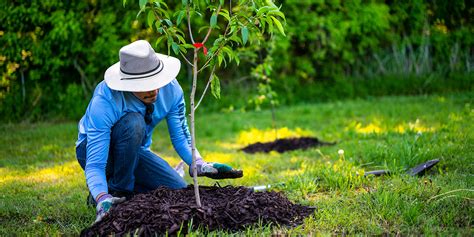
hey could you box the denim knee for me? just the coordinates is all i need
[111,112,146,143]
[174,179,187,189]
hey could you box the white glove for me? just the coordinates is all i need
[95,194,126,223]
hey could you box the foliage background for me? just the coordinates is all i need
[0,0,472,121]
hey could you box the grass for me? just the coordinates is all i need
[0,92,473,235]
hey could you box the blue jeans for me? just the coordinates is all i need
[76,112,187,199]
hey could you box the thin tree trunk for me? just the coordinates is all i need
[190,48,202,207]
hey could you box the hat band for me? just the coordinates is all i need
[120,60,164,80]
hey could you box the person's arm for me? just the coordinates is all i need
[166,93,203,166]
[84,95,118,200]
[166,91,239,178]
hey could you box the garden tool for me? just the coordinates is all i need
[251,182,286,192]
[364,159,440,177]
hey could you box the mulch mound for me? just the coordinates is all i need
[241,137,335,154]
[81,185,315,236]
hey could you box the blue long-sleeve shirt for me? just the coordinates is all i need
[76,79,200,199]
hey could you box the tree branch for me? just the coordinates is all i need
[202,4,222,44]
[179,51,194,67]
[187,4,195,44]
[195,65,216,110]
[197,4,238,73]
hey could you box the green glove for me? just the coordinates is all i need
[199,162,233,174]
[195,162,243,179]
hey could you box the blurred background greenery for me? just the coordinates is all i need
[0,0,472,121]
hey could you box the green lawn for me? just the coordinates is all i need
[1,92,473,235]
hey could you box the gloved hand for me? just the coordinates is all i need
[95,194,126,223]
[190,160,243,179]
[197,162,233,176]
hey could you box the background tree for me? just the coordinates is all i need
[1,0,471,122]
[136,0,286,207]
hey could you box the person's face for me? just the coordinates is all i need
[133,89,159,104]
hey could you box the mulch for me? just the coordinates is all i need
[81,185,315,236]
[241,137,335,154]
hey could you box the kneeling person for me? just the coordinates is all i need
[75,40,234,222]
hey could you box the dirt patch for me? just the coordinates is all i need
[81,185,315,236]
[241,137,335,154]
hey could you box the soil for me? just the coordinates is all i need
[241,137,335,154]
[81,185,315,236]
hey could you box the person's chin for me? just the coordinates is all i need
[146,98,157,104]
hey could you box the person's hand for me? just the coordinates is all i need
[95,194,126,223]
[198,162,233,175]
[191,161,243,179]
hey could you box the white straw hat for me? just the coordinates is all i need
[104,40,181,92]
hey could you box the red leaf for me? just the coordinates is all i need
[193,43,204,48]
[193,42,207,56]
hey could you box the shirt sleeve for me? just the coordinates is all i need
[84,95,118,199]
[166,94,202,166]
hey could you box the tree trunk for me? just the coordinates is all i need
[190,48,202,207]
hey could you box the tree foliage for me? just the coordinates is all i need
[0,0,141,120]
[0,0,472,121]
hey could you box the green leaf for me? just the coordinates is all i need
[235,55,240,65]
[159,0,168,9]
[198,26,210,33]
[257,6,271,17]
[211,74,221,99]
[182,0,188,5]
[222,46,234,63]
[147,11,155,28]
[265,17,274,33]
[171,42,179,55]
[218,10,230,21]
[270,16,285,36]
[154,19,161,31]
[176,11,185,26]
[155,36,166,48]
[229,34,243,44]
[241,26,249,45]
[178,45,187,53]
[164,19,173,27]
[158,8,170,19]
[210,13,217,28]
[182,44,195,49]
[176,34,186,44]
[217,54,223,67]
[123,0,127,7]
[139,0,147,10]
[268,10,286,21]
[175,28,186,37]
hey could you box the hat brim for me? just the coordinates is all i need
[104,53,181,92]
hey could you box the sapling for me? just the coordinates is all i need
[250,49,279,140]
[136,0,285,207]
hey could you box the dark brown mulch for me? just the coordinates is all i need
[241,137,335,154]
[81,185,315,236]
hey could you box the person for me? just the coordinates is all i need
[75,40,236,222]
